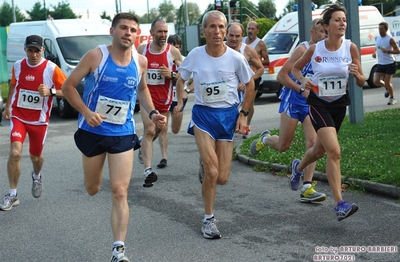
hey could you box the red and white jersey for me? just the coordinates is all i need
[10,58,66,125]
[142,43,174,112]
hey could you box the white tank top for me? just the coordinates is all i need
[310,39,352,103]
[376,35,395,65]
[242,37,261,49]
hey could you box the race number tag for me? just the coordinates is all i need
[317,76,347,97]
[200,81,228,103]
[172,86,177,102]
[147,69,165,85]
[17,89,43,110]
[95,95,130,125]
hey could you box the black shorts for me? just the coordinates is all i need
[254,77,261,91]
[308,105,346,133]
[74,129,140,157]
[375,62,397,75]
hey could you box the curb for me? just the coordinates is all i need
[235,147,400,200]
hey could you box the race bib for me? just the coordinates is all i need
[172,86,177,102]
[317,76,347,97]
[147,69,165,85]
[17,89,43,110]
[200,81,228,103]
[95,95,130,125]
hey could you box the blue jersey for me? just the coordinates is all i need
[78,45,140,136]
[279,42,313,107]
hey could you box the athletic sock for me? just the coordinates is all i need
[9,188,17,197]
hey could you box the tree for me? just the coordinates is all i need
[100,11,111,21]
[0,2,26,26]
[139,8,159,24]
[159,0,176,23]
[51,1,79,19]
[176,2,201,27]
[26,2,48,21]
[258,0,277,20]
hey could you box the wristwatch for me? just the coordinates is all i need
[171,71,177,79]
[299,87,305,94]
[240,109,249,116]
[50,88,57,96]
[184,88,191,94]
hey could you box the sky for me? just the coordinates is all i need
[16,0,289,19]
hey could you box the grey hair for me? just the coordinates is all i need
[202,10,227,28]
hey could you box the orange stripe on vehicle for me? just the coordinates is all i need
[361,46,375,56]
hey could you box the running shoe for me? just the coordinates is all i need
[110,245,130,262]
[138,136,143,164]
[143,169,157,188]
[249,130,271,155]
[157,158,167,168]
[387,97,397,105]
[201,217,221,239]
[289,159,304,191]
[334,200,359,221]
[0,194,20,211]
[31,172,42,198]
[199,158,204,184]
[384,89,389,98]
[300,182,326,203]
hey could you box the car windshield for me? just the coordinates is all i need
[57,35,112,66]
[264,33,297,54]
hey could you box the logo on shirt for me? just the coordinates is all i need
[116,67,127,73]
[102,75,118,83]
[315,56,322,63]
[12,131,22,138]
[317,56,350,64]
[25,75,35,81]
[150,62,160,68]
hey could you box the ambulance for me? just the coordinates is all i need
[258,5,386,97]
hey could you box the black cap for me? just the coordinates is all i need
[25,35,44,50]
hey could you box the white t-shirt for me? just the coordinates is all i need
[179,46,254,108]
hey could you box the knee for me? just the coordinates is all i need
[30,155,43,164]
[111,185,127,201]
[217,176,229,185]
[9,149,22,161]
[85,185,100,196]
[327,148,341,161]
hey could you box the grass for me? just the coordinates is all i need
[1,82,8,102]
[239,108,400,187]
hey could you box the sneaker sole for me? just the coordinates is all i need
[201,230,222,239]
[143,173,158,188]
[300,194,326,203]
[0,199,20,211]
[289,160,301,191]
[249,140,260,155]
[337,204,359,221]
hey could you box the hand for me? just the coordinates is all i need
[372,53,376,59]
[301,78,315,91]
[173,101,183,116]
[237,82,246,92]
[152,113,167,129]
[235,114,247,134]
[38,84,49,97]
[83,111,107,127]
[2,107,10,120]
[348,63,359,76]
[158,65,171,78]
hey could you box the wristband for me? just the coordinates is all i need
[148,109,159,120]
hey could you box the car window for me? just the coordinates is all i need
[264,33,297,54]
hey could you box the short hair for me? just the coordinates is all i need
[202,10,227,29]
[379,22,389,31]
[227,22,245,36]
[167,34,182,45]
[151,18,166,31]
[111,13,139,28]
[247,21,259,30]
[321,4,347,26]
[310,18,323,30]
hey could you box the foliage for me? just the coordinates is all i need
[258,0,277,20]
[242,18,276,39]
[239,108,400,187]
[176,2,201,26]
[26,1,78,21]
[100,11,111,21]
[159,0,176,23]
[0,2,26,26]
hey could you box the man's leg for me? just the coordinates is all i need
[82,153,106,196]
[301,116,317,183]
[7,141,23,189]
[157,113,170,167]
[170,112,184,134]
[108,150,133,242]
[140,107,157,169]
[383,74,394,98]
[265,112,298,152]
[215,140,234,185]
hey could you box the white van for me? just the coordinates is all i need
[258,5,385,97]
[7,19,112,117]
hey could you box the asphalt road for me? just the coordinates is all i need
[0,82,399,262]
